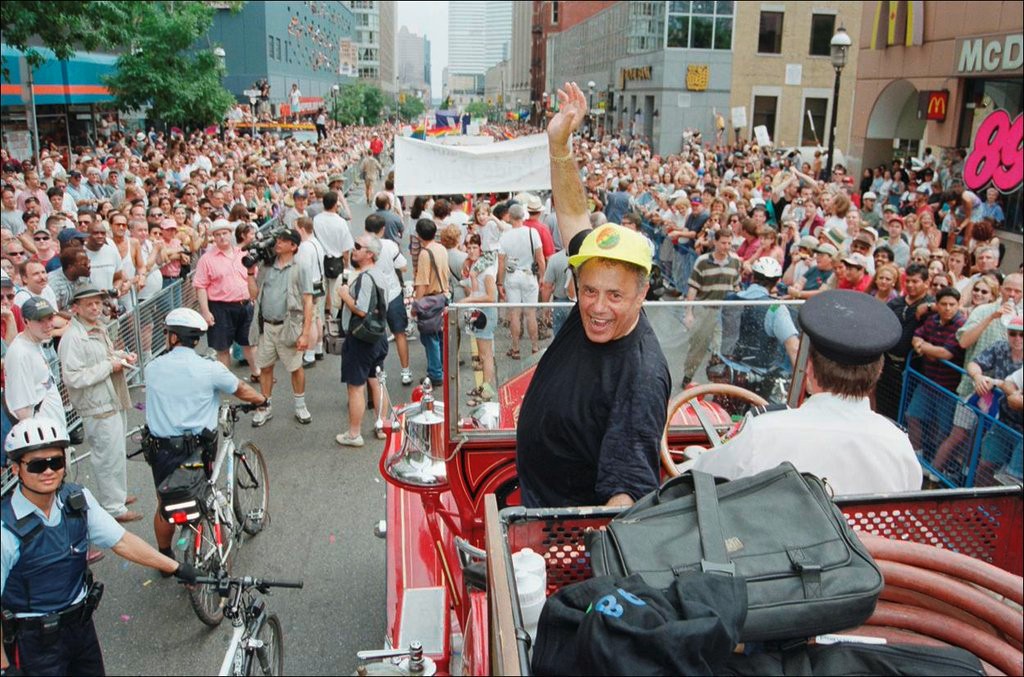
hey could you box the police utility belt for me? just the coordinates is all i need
[140,426,218,463]
[2,575,104,637]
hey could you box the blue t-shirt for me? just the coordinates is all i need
[144,347,240,437]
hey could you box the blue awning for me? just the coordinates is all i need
[1,44,118,106]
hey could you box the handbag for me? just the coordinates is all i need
[323,316,344,355]
[347,272,387,343]
[589,463,884,642]
[412,248,449,335]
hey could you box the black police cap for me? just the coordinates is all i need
[798,290,901,366]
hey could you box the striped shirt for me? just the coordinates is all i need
[688,251,741,300]
[913,312,966,391]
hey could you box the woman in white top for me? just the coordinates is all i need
[497,204,545,359]
[461,234,498,405]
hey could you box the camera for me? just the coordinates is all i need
[241,228,281,268]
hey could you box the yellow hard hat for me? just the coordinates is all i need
[567,224,652,275]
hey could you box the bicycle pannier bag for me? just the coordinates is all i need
[157,454,209,524]
[589,463,884,642]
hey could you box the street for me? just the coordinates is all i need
[84,194,413,675]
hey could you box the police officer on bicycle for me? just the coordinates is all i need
[1,416,197,676]
[724,257,800,372]
[143,307,267,564]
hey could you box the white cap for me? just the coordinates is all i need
[751,256,783,278]
[209,219,233,233]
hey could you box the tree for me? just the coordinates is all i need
[330,83,386,126]
[465,101,489,120]
[398,95,425,122]
[103,3,236,129]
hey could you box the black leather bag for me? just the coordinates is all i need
[720,643,984,676]
[157,454,209,524]
[589,463,883,642]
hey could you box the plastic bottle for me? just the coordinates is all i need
[512,548,548,646]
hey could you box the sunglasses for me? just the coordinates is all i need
[33,235,50,241]
[7,251,26,257]
[1009,330,1024,337]
[353,242,364,251]
[2,292,15,300]
[21,455,66,474]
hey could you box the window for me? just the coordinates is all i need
[275,38,282,61]
[802,97,829,145]
[758,11,784,54]
[666,0,731,49]
[551,1,559,24]
[268,35,275,60]
[809,14,835,56]
[752,95,778,140]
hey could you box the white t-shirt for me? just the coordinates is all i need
[498,227,540,273]
[480,217,503,253]
[374,237,407,303]
[14,285,59,310]
[4,333,67,432]
[85,242,123,291]
[139,239,163,299]
[297,237,325,287]
[312,211,354,258]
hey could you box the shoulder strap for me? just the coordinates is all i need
[692,470,735,576]
[426,248,444,291]
[2,497,44,543]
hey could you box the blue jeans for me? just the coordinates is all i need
[420,332,442,384]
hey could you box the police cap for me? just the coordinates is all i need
[798,290,901,365]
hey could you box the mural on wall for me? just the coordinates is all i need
[964,109,1023,194]
[282,0,351,74]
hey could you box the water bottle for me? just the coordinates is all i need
[512,548,548,646]
[214,489,230,514]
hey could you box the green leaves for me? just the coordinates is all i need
[330,83,386,126]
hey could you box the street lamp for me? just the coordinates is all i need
[587,80,596,112]
[824,25,851,180]
[332,84,340,124]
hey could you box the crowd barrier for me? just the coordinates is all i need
[899,356,1022,489]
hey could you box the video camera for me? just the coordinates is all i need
[241,227,282,268]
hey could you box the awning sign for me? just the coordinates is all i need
[964,109,1023,194]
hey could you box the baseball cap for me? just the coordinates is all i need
[568,224,653,275]
[842,252,871,269]
[863,191,877,201]
[327,173,344,185]
[57,229,88,245]
[21,297,56,321]
[815,243,839,257]
[882,204,898,214]
[797,235,819,251]
[68,170,82,178]
[690,195,703,204]
[160,218,179,230]
[293,188,308,199]
[276,228,301,246]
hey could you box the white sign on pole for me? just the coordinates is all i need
[754,125,773,147]
[730,106,747,129]
[243,89,261,98]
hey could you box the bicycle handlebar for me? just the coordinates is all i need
[189,575,304,591]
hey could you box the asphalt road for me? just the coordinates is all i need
[83,193,415,676]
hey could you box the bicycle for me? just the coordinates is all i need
[183,574,303,676]
[165,402,271,626]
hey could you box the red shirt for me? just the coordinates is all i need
[524,218,555,258]
[837,273,872,292]
[370,137,383,156]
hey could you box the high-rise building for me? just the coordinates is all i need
[446,1,512,102]
[397,26,427,90]
[508,0,532,107]
[345,1,397,93]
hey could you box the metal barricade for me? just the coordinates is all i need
[899,356,1022,488]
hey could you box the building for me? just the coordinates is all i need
[446,1,513,101]
[397,25,429,94]
[530,1,619,109]
[208,1,356,115]
[850,0,1023,239]
[484,59,512,110]
[508,1,533,109]
[546,1,734,155]
[345,0,397,93]
[730,2,863,151]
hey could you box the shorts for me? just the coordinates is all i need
[505,269,539,303]
[207,301,254,351]
[147,443,189,491]
[341,335,388,386]
[470,308,499,341]
[905,384,956,431]
[386,294,408,333]
[314,294,326,324]
[256,322,303,373]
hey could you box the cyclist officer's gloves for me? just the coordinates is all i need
[175,562,199,584]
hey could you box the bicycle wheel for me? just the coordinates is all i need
[182,515,226,626]
[234,441,270,535]
[248,613,284,676]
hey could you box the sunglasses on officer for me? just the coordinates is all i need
[20,455,66,473]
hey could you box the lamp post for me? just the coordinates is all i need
[824,25,851,180]
[332,84,340,126]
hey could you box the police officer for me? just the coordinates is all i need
[1,416,197,676]
[723,257,799,371]
[694,290,923,495]
[143,307,267,562]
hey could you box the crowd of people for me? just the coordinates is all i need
[0,83,1022,673]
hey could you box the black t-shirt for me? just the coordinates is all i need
[516,230,671,508]
[886,293,934,358]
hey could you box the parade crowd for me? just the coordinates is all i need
[0,93,1022,674]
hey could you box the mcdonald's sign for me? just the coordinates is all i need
[926,90,949,121]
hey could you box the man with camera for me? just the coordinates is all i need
[312,190,354,315]
[1,417,197,677]
[193,219,258,378]
[247,229,315,426]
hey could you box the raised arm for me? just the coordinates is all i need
[548,82,590,248]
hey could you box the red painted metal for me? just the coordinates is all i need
[461,591,489,676]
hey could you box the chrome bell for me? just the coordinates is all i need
[385,379,448,488]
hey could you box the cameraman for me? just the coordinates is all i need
[247,229,314,426]
[193,219,258,381]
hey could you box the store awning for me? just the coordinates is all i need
[1,45,117,106]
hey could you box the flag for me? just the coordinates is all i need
[435,111,459,129]
[505,111,518,121]
[204,125,219,136]
[412,119,426,140]
[427,125,456,137]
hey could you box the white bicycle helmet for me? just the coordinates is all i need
[166,307,209,339]
[5,416,69,460]
[751,256,783,279]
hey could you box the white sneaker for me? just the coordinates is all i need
[294,405,312,424]
[401,368,413,386]
[335,431,364,447]
[252,406,272,427]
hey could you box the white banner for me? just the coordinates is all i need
[394,134,552,196]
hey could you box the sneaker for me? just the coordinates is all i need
[294,405,312,424]
[302,356,316,369]
[401,368,414,386]
[252,406,272,427]
[374,425,387,440]
[335,431,364,447]
[315,352,325,361]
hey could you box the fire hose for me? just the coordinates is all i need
[840,533,1024,676]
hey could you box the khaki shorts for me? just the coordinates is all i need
[256,322,303,373]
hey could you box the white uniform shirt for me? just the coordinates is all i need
[693,393,922,495]
[312,211,354,258]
